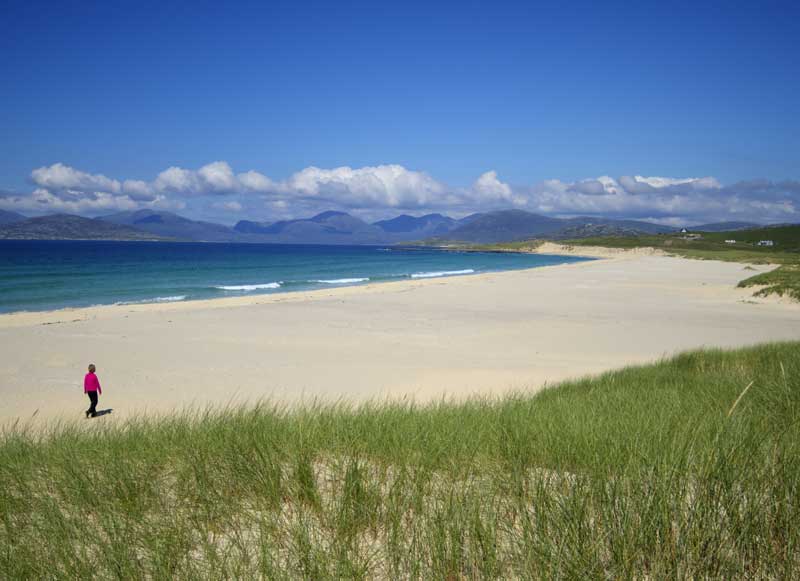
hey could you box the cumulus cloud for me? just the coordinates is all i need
[149,161,278,196]
[617,175,722,195]
[1,187,183,216]
[16,162,190,215]
[239,170,276,192]
[153,166,200,194]
[0,188,137,214]
[277,164,447,208]
[568,178,608,196]
[3,161,797,225]
[197,161,239,193]
[121,179,156,201]
[470,171,515,203]
[147,163,450,209]
[519,175,794,224]
[31,163,121,195]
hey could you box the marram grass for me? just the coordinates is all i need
[738,264,800,301]
[2,342,799,579]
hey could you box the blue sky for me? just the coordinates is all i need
[1,0,799,225]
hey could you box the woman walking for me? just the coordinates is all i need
[84,364,102,418]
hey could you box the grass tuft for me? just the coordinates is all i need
[737,264,800,301]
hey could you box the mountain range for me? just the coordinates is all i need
[233,211,469,244]
[0,208,768,244]
[0,214,171,241]
[102,209,237,242]
[0,210,27,226]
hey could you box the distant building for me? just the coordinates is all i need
[757,240,774,247]
[725,239,736,244]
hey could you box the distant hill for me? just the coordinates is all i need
[441,210,674,243]
[100,210,238,242]
[0,210,26,226]
[373,213,457,239]
[0,214,171,241]
[550,220,671,240]
[444,210,566,243]
[700,224,800,251]
[16,207,779,246]
[456,213,484,226]
[234,211,387,244]
[561,217,673,236]
[691,221,761,232]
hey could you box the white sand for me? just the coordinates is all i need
[1,254,798,426]
[532,241,668,258]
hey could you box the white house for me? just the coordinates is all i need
[725,239,736,244]
[757,240,774,247]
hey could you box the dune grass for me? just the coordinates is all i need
[555,224,800,257]
[2,342,799,579]
[738,264,800,301]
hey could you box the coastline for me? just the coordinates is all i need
[2,253,799,427]
[0,251,599,327]
[422,240,668,259]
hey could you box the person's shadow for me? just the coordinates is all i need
[93,409,113,417]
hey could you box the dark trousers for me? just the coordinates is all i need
[87,391,98,417]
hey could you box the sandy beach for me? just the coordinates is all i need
[1,253,799,426]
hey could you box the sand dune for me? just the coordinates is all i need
[1,255,799,426]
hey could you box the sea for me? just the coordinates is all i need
[0,240,591,314]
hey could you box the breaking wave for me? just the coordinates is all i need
[314,278,370,284]
[215,282,282,291]
[116,295,187,305]
[410,269,475,279]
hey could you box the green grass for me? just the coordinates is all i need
[2,342,799,578]
[556,225,800,262]
[522,224,800,256]
[700,225,800,251]
[558,234,800,263]
[452,230,800,265]
[406,239,547,253]
[738,264,800,301]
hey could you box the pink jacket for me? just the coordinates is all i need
[84,372,102,394]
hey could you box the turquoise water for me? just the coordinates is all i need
[0,241,591,313]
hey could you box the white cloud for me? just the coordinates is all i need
[517,174,793,224]
[616,175,721,195]
[6,161,798,225]
[1,188,136,214]
[20,162,189,215]
[636,175,721,191]
[470,171,515,203]
[279,164,447,208]
[31,163,121,194]
[0,187,184,216]
[568,178,609,196]
[197,161,239,193]
[121,179,156,201]
[238,170,275,192]
[151,162,277,196]
[154,166,201,194]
